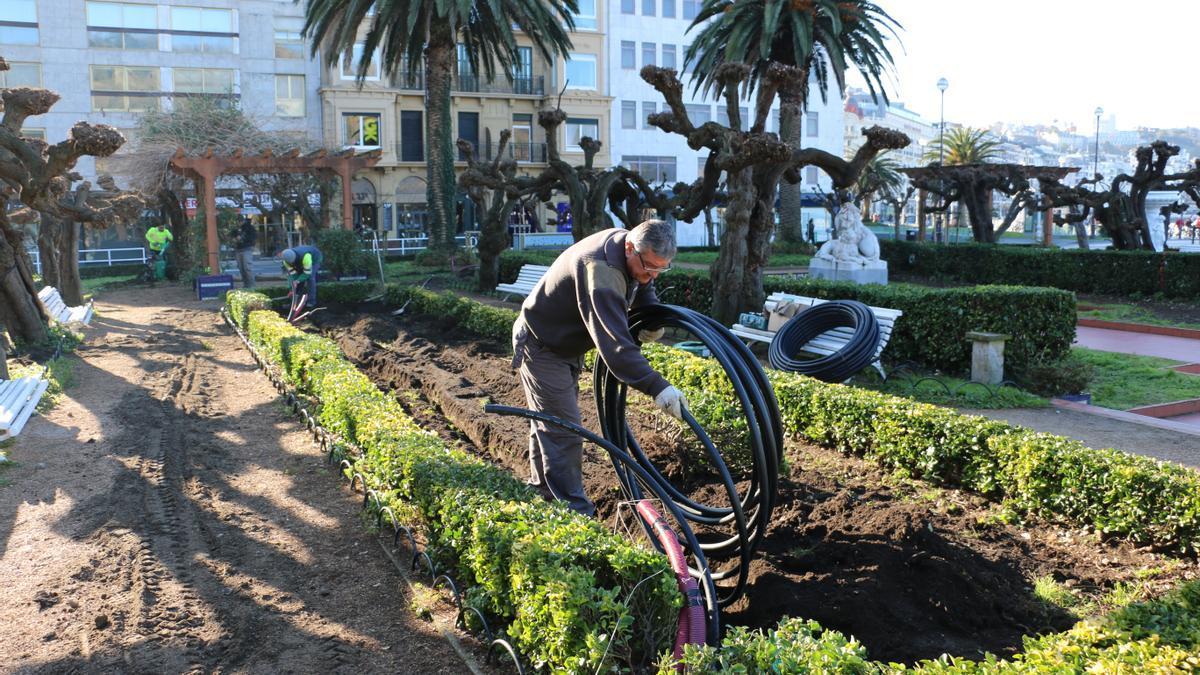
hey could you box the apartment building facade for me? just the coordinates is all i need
[317,1,613,236]
[0,0,323,184]
[606,0,845,244]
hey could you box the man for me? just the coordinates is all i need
[145,223,173,279]
[235,217,257,288]
[512,219,687,516]
[280,245,322,308]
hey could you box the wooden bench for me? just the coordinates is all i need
[37,286,94,325]
[495,264,550,302]
[731,292,903,379]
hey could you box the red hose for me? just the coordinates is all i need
[636,500,707,666]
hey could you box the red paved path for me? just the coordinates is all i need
[1074,325,1200,362]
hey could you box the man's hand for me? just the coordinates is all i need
[654,386,688,421]
[638,327,665,343]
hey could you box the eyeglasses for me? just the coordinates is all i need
[637,251,672,274]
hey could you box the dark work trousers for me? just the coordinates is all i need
[511,318,593,516]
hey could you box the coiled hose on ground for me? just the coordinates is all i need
[768,300,880,382]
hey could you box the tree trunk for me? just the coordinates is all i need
[37,217,62,291]
[964,184,995,243]
[709,169,756,325]
[776,96,803,243]
[425,28,458,253]
[37,214,83,305]
[917,190,927,241]
[1073,222,1090,250]
[0,218,49,345]
[0,339,8,380]
[475,196,517,291]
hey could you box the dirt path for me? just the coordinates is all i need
[0,286,477,674]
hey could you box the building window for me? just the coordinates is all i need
[621,101,637,129]
[170,6,236,54]
[0,61,41,87]
[661,44,676,70]
[274,30,303,59]
[20,128,46,141]
[717,106,748,129]
[572,0,596,30]
[621,0,635,14]
[564,54,596,90]
[1,0,39,45]
[623,156,676,183]
[86,2,157,50]
[344,113,381,148]
[400,110,423,161]
[642,101,656,129]
[90,65,160,112]
[643,0,655,16]
[511,47,534,94]
[340,43,381,80]
[274,74,304,116]
[457,111,479,160]
[511,113,533,161]
[565,117,599,150]
[642,43,655,67]
[806,111,819,137]
[685,104,710,124]
[805,166,819,184]
[682,0,700,20]
[174,68,234,94]
[662,0,676,18]
[620,41,635,69]
[697,155,707,179]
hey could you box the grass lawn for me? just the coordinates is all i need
[1078,302,1200,331]
[81,274,134,295]
[1073,347,1200,410]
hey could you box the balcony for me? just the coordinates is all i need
[391,70,544,96]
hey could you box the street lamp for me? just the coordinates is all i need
[937,77,948,242]
[1091,106,1103,236]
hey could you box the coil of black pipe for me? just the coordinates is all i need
[768,300,880,382]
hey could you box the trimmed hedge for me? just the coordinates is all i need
[495,254,1075,374]
[226,290,679,672]
[881,239,1200,300]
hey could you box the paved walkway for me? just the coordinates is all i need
[1074,325,1200,362]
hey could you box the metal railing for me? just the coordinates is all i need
[27,246,148,275]
[368,232,480,256]
[391,69,544,96]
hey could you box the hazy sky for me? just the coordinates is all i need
[850,1,1199,132]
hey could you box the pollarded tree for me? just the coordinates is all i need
[686,0,900,242]
[0,56,132,344]
[302,0,579,253]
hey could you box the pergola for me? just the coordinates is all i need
[170,147,382,272]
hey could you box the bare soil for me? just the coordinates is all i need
[0,286,481,674]
[313,305,1199,665]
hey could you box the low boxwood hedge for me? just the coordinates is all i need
[495,254,1075,375]
[226,290,679,673]
[881,239,1200,300]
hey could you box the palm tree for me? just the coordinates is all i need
[855,153,903,222]
[684,0,901,240]
[302,0,579,252]
[922,127,1001,165]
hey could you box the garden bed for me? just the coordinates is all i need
[308,303,1195,665]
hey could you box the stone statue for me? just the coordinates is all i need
[814,203,881,267]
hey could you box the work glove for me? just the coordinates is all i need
[638,327,665,343]
[654,386,688,421]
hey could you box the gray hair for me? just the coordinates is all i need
[628,219,677,260]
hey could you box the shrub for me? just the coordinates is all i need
[315,229,373,277]
[881,239,1200,300]
[1017,352,1095,397]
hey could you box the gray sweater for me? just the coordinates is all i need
[519,228,669,397]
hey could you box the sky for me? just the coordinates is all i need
[848,0,1200,133]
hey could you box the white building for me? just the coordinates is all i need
[843,89,935,168]
[605,0,844,245]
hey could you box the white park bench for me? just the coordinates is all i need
[495,264,550,302]
[0,374,51,440]
[38,286,94,325]
[731,292,903,379]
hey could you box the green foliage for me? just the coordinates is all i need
[10,357,75,413]
[315,229,373,277]
[1016,352,1095,397]
[225,292,677,671]
[922,127,1002,165]
[663,617,874,673]
[881,240,1200,300]
[1078,302,1200,331]
[1074,347,1200,410]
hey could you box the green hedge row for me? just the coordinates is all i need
[226,290,679,673]
[495,253,1075,374]
[369,286,1200,672]
[880,240,1200,299]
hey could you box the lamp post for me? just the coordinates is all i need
[1091,106,1103,236]
[936,77,948,243]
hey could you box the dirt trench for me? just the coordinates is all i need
[315,306,1198,665]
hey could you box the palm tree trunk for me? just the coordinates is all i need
[776,94,803,243]
[425,27,458,253]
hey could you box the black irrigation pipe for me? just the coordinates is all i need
[222,309,525,674]
[768,300,880,382]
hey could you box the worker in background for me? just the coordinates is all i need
[235,217,257,288]
[512,219,687,517]
[144,223,173,279]
[280,245,322,308]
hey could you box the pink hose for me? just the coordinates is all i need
[636,500,707,666]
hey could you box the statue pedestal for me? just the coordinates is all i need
[808,259,889,285]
